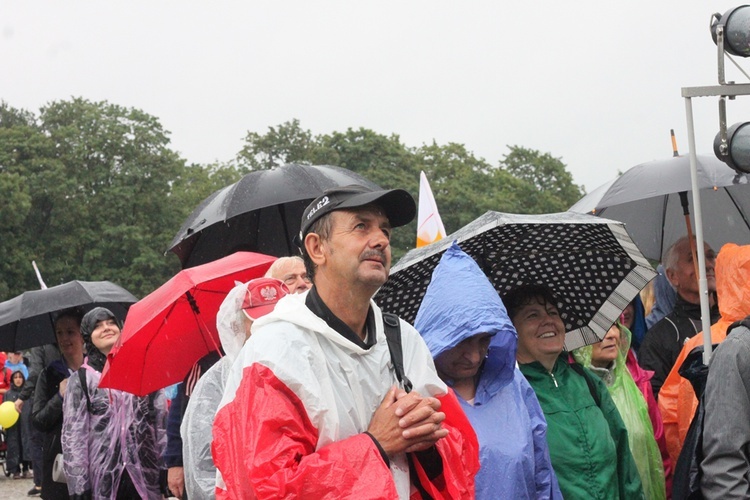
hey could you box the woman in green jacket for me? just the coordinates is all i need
[503,285,644,500]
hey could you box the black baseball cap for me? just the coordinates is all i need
[298,185,416,244]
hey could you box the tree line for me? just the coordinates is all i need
[0,99,584,300]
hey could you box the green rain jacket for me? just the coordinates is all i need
[520,356,644,500]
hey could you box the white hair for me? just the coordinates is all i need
[265,256,305,279]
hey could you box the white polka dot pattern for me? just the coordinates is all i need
[375,211,656,351]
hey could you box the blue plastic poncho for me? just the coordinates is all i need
[414,243,562,500]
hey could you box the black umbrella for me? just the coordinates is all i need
[375,211,656,351]
[0,280,138,351]
[167,164,381,268]
[569,154,750,261]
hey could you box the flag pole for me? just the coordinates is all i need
[32,261,48,290]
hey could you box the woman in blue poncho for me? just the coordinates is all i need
[414,243,561,499]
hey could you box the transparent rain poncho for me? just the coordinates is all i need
[181,281,249,499]
[61,363,167,499]
[573,325,666,500]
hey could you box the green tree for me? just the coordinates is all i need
[237,119,316,170]
[416,141,525,233]
[0,98,229,299]
[499,145,585,213]
[234,122,586,260]
[0,102,59,298]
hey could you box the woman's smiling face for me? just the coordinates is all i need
[511,296,566,368]
[55,316,84,362]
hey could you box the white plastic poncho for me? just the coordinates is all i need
[182,281,248,500]
[211,291,479,499]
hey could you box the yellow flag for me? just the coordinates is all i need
[416,171,447,247]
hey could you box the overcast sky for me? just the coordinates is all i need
[3,1,750,193]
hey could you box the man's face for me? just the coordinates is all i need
[667,241,717,299]
[8,352,22,364]
[318,206,392,290]
[272,259,311,293]
[621,303,635,330]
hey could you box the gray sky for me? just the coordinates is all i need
[3,1,750,193]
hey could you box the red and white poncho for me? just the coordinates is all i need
[212,292,478,499]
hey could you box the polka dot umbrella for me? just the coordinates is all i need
[375,211,657,351]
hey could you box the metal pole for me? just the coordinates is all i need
[684,96,714,365]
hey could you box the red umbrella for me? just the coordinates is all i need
[99,251,276,396]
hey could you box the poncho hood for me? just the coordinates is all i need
[716,243,750,322]
[216,282,251,362]
[414,243,518,392]
[81,307,121,372]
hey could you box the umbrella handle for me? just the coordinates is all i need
[195,313,224,358]
[185,291,223,357]
[679,192,701,288]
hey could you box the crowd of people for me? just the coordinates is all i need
[3,182,750,499]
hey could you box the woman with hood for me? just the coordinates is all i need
[32,307,85,500]
[4,369,32,479]
[182,278,289,499]
[61,307,167,499]
[414,243,561,499]
[573,323,667,500]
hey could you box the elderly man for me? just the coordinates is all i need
[166,256,311,497]
[182,278,289,499]
[264,255,311,293]
[638,236,719,397]
[167,257,310,497]
[213,185,478,499]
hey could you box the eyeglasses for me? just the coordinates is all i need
[283,274,311,286]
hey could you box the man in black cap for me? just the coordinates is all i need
[212,185,478,498]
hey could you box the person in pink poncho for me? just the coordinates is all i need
[62,308,167,499]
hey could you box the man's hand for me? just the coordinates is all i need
[14,399,24,413]
[394,389,448,453]
[168,466,185,499]
[367,387,447,458]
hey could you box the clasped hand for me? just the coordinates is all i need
[367,386,448,458]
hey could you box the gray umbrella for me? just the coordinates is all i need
[167,164,380,268]
[375,211,656,351]
[0,280,138,351]
[569,154,750,261]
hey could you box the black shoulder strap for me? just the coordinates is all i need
[383,312,413,393]
[77,367,92,413]
[570,362,601,407]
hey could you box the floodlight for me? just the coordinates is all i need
[714,122,750,173]
[712,6,750,57]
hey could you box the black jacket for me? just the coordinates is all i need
[31,359,72,500]
[638,294,720,398]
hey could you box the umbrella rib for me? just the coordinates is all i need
[658,195,670,261]
[724,188,750,232]
[277,204,293,255]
